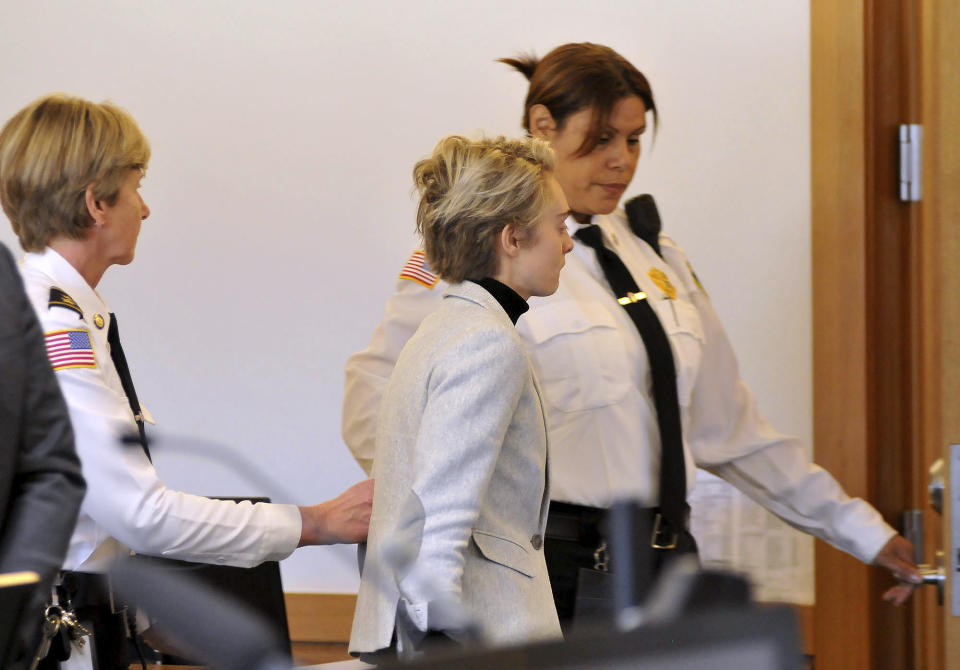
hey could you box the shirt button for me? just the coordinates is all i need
[531,534,543,550]
[216,556,226,564]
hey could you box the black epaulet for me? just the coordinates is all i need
[624,194,662,258]
[48,287,83,318]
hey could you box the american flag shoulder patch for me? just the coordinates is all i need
[399,250,439,289]
[45,329,97,371]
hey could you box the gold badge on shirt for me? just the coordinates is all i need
[647,268,677,300]
[93,314,105,329]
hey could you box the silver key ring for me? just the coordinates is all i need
[593,540,609,571]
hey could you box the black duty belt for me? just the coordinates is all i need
[545,502,606,544]
[58,571,114,609]
[545,501,690,548]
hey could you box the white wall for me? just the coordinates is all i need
[0,0,811,592]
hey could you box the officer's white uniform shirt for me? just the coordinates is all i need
[344,210,897,565]
[20,248,301,573]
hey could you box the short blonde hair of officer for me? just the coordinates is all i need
[0,93,151,252]
[413,135,555,283]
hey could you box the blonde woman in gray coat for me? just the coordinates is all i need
[349,135,573,661]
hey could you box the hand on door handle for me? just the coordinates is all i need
[875,534,923,606]
[917,556,946,606]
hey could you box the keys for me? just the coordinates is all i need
[60,608,91,647]
[28,603,93,670]
[29,605,63,670]
[593,540,610,571]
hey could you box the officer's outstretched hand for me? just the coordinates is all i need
[298,478,374,546]
[875,534,923,606]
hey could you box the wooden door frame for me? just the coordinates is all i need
[811,3,873,665]
[811,1,949,668]
[922,0,960,665]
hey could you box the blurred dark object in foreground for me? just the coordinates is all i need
[112,497,290,670]
[385,558,800,669]
[112,501,801,670]
[111,556,289,670]
[380,604,802,670]
[0,572,40,670]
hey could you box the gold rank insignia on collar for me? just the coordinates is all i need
[48,287,83,318]
[618,291,648,305]
[647,268,677,300]
[93,314,105,329]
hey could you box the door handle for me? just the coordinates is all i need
[917,550,945,605]
[903,498,945,606]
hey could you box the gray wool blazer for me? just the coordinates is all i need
[349,281,561,656]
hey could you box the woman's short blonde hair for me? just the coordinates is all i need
[0,93,151,251]
[413,135,555,283]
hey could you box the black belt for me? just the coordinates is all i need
[58,571,115,609]
[545,501,690,547]
[545,502,606,544]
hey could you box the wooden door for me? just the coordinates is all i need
[811,0,960,668]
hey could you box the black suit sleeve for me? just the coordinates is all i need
[0,242,85,664]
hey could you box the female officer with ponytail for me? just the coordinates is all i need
[343,43,920,624]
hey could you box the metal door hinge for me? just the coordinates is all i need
[899,123,923,202]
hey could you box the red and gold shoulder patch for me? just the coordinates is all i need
[399,250,439,289]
